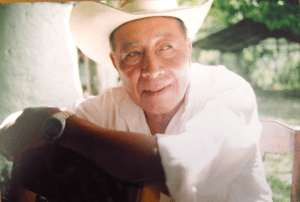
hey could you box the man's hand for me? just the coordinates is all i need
[0,107,61,164]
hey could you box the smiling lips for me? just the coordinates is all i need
[143,84,170,96]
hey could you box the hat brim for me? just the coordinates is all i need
[69,0,213,69]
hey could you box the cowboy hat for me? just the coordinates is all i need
[69,0,213,69]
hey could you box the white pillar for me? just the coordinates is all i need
[0,2,83,123]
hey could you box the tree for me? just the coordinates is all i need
[210,0,299,35]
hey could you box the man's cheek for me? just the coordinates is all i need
[165,54,189,69]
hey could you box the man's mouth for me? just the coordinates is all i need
[143,85,170,96]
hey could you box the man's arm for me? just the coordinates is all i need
[59,114,165,185]
[0,107,166,187]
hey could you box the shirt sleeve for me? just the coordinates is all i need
[156,66,272,201]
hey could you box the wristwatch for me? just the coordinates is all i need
[41,111,74,145]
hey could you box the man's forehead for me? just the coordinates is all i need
[120,33,174,49]
[109,16,186,51]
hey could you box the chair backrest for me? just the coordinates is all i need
[260,120,300,202]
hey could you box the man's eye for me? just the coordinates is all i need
[123,51,142,65]
[162,45,172,50]
[158,44,175,58]
[127,51,140,57]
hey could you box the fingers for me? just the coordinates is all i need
[0,107,61,161]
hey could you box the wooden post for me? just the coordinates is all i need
[16,187,36,202]
[292,127,300,202]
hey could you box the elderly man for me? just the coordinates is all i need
[1,0,272,201]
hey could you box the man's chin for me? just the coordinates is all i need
[142,101,181,116]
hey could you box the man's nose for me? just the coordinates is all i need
[141,52,165,79]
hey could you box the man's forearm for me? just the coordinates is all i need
[57,115,166,186]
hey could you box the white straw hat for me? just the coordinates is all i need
[69,0,213,69]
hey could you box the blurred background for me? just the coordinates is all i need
[0,0,299,201]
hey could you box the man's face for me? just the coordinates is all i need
[110,17,192,115]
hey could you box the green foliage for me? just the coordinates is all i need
[0,154,12,201]
[99,1,114,7]
[196,38,300,90]
[249,40,300,89]
[263,153,293,201]
[0,154,12,182]
[210,0,300,34]
[277,54,300,89]
[178,0,206,5]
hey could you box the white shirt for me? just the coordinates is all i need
[67,63,273,201]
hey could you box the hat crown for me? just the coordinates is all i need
[114,0,179,12]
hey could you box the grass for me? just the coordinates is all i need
[256,88,300,126]
[263,153,293,201]
[256,89,300,202]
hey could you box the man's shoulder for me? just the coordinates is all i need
[191,63,247,83]
[188,63,256,108]
[190,63,251,90]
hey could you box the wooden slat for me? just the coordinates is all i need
[17,187,36,202]
[260,121,300,202]
[260,120,295,158]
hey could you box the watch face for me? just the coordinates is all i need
[43,117,64,138]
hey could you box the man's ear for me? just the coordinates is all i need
[109,52,119,72]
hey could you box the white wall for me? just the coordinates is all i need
[0,2,83,123]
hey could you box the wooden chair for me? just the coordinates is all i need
[1,120,300,202]
[260,120,300,202]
